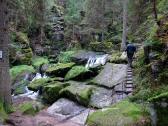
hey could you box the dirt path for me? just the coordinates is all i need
[5,97,82,126]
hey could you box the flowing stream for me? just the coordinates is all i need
[13,73,48,100]
[85,54,109,68]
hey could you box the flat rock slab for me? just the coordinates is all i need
[92,63,127,88]
[47,98,86,120]
[89,87,113,108]
[70,109,90,125]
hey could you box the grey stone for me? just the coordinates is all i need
[71,50,104,64]
[89,87,113,108]
[112,93,127,104]
[114,83,125,92]
[70,109,90,125]
[92,63,127,88]
[47,98,86,120]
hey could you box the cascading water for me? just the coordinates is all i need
[85,54,109,68]
[13,73,48,100]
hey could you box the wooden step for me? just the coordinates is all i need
[127,74,133,77]
[126,80,133,84]
[127,77,133,80]
[125,88,133,93]
[125,84,133,88]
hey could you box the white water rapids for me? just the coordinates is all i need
[13,73,48,100]
[85,54,109,68]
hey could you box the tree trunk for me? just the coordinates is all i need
[121,0,128,51]
[153,0,160,26]
[0,0,12,104]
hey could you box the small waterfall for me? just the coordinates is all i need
[85,54,108,68]
[13,73,48,100]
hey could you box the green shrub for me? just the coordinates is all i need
[0,101,7,123]
[58,51,75,63]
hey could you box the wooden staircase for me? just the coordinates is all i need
[125,66,134,95]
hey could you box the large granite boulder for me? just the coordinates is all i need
[71,50,104,64]
[64,66,92,81]
[28,78,50,91]
[87,100,151,126]
[91,63,127,88]
[47,98,86,120]
[28,77,64,91]
[45,63,75,77]
[42,81,69,103]
[89,87,114,108]
[60,81,94,106]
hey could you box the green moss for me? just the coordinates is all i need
[24,52,33,58]
[28,78,50,91]
[18,102,42,116]
[60,83,93,106]
[78,88,93,106]
[42,82,69,103]
[87,100,150,126]
[32,56,49,68]
[109,52,127,64]
[14,80,29,95]
[16,32,30,44]
[10,65,35,81]
[58,51,75,63]
[65,66,90,80]
[22,48,32,53]
[46,62,75,76]
[0,101,7,123]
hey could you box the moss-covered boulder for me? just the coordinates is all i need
[28,77,65,91]
[10,32,33,65]
[60,82,94,106]
[28,78,50,91]
[45,63,75,77]
[13,80,30,95]
[42,82,69,103]
[32,56,49,68]
[10,65,35,94]
[10,65,35,82]
[87,100,151,126]
[18,101,44,116]
[65,66,91,81]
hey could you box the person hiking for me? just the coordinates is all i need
[125,42,136,67]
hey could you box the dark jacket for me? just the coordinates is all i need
[126,44,136,54]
